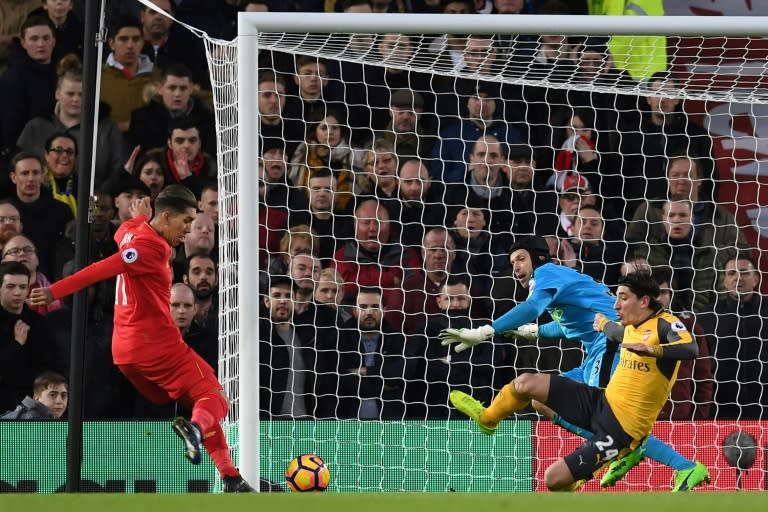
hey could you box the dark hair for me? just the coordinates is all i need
[509,235,551,268]
[33,371,68,396]
[200,179,218,196]
[21,15,56,38]
[131,148,169,191]
[257,70,285,87]
[445,273,470,290]
[184,251,217,276]
[109,16,142,38]
[295,55,327,72]
[651,266,673,288]
[305,106,348,142]
[167,116,201,139]
[307,167,334,181]
[45,132,78,155]
[356,286,383,300]
[618,270,662,310]
[161,63,193,82]
[0,261,31,283]
[154,185,197,215]
[9,151,44,174]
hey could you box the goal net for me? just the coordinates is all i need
[206,13,768,492]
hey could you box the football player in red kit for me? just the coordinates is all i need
[29,185,253,493]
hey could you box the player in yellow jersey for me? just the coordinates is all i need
[449,271,707,491]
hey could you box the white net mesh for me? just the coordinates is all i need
[206,23,767,492]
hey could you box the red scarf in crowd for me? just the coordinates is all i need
[166,149,205,183]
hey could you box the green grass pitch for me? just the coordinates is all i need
[2,492,766,512]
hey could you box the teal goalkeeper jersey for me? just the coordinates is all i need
[492,263,619,387]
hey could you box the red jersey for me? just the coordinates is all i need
[49,215,185,364]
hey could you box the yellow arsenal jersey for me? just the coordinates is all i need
[604,311,695,440]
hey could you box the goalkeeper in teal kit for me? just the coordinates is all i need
[440,236,709,491]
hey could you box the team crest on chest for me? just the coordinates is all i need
[643,330,652,341]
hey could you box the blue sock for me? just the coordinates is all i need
[644,435,695,471]
[553,414,593,440]
[554,416,695,471]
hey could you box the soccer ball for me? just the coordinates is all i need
[285,454,330,492]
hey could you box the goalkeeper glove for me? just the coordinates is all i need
[503,323,539,341]
[439,325,495,353]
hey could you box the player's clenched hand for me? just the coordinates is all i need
[28,287,53,307]
[503,323,538,341]
[130,196,153,219]
[439,325,495,353]
[593,313,606,332]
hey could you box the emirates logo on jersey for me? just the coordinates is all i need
[122,248,138,264]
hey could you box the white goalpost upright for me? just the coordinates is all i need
[219,12,768,491]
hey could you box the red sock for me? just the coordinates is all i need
[191,393,239,478]
[191,394,227,433]
[203,422,240,478]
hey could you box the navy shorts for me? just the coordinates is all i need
[546,375,643,482]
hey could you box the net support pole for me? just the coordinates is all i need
[237,13,261,486]
[65,0,103,493]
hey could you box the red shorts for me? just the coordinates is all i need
[118,345,222,408]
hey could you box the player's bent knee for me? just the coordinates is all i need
[544,461,574,491]
[514,373,545,397]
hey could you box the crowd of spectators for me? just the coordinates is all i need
[0,0,765,423]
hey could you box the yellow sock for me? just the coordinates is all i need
[480,381,531,425]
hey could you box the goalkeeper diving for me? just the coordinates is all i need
[440,237,708,491]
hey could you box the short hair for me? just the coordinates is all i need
[295,55,327,72]
[109,16,142,38]
[45,132,78,154]
[445,273,470,290]
[372,137,395,155]
[21,15,56,38]
[0,261,31,283]
[9,151,43,174]
[307,167,334,181]
[356,286,382,300]
[724,252,758,271]
[167,116,201,139]
[33,371,68,396]
[617,270,662,310]
[154,185,197,215]
[318,267,343,286]
[200,179,218,196]
[184,251,217,276]
[258,70,286,87]
[161,63,193,82]
[651,266,673,288]
[398,157,425,175]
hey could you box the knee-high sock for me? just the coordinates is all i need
[480,380,530,426]
[192,393,240,478]
[644,436,695,470]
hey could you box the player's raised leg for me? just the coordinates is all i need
[450,373,550,434]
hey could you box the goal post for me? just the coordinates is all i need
[221,12,768,491]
